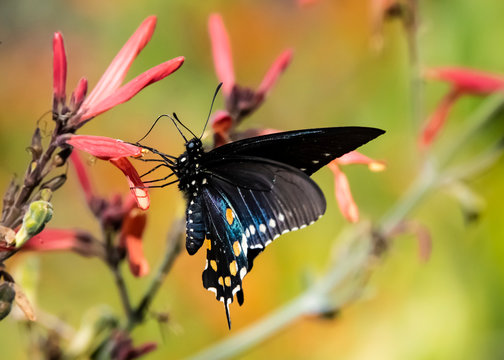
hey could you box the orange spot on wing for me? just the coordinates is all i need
[233,241,241,256]
[210,260,217,271]
[226,208,234,225]
[225,276,231,287]
[229,261,237,276]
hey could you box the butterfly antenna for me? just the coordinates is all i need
[136,114,170,143]
[200,82,223,139]
[167,114,189,143]
[172,112,198,139]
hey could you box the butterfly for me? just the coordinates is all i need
[137,120,384,328]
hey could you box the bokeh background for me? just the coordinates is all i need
[1,0,504,359]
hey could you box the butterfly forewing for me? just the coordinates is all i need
[206,127,385,175]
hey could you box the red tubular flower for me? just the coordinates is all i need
[53,32,67,109]
[51,16,184,130]
[70,151,94,206]
[208,13,293,146]
[66,135,142,160]
[420,67,504,148]
[327,152,385,223]
[110,158,150,211]
[66,135,149,210]
[119,208,149,277]
[21,229,105,258]
[77,57,184,123]
[208,14,235,97]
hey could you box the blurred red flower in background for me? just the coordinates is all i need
[420,67,504,148]
[208,13,293,147]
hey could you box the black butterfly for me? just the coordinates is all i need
[137,121,384,328]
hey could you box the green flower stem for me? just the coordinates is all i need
[438,93,504,168]
[187,234,371,360]
[127,218,184,330]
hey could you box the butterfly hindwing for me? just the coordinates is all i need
[200,158,326,327]
[206,158,326,268]
[201,184,249,328]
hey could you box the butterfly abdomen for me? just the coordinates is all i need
[175,138,210,255]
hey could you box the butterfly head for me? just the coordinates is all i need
[185,138,203,156]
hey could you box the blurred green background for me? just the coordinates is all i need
[2,0,504,359]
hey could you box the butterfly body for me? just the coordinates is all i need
[168,127,384,328]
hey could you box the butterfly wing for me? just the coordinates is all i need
[205,126,385,175]
[200,158,325,327]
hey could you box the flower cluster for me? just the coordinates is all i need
[208,13,384,222]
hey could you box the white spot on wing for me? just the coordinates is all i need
[245,229,250,238]
[249,225,256,235]
[202,178,207,184]
[232,285,241,296]
[240,267,247,280]
[291,227,299,231]
[250,244,263,249]
[259,224,266,233]
[312,160,319,164]
[241,234,248,256]
[207,287,217,295]
[278,213,285,222]
[265,240,272,246]
[269,219,276,228]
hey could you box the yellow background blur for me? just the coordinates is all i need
[1,1,504,359]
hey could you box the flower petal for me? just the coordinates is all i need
[336,151,386,171]
[70,77,88,111]
[78,57,184,123]
[69,151,94,205]
[67,135,142,160]
[425,67,504,95]
[120,208,149,277]
[21,229,104,258]
[211,110,233,147]
[257,49,293,99]
[109,157,150,210]
[420,89,462,148]
[82,16,157,108]
[53,32,67,107]
[209,14,235,96]
[328,161,359,223]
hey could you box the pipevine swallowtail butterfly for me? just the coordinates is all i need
[137,117,384,328]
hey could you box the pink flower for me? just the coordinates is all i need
[52,16,184,130]
[420,67,504,148]
[208,13,293,145]
[67,135,149,210]
[328,152,385,222]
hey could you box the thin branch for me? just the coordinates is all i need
[127,218,184,330]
